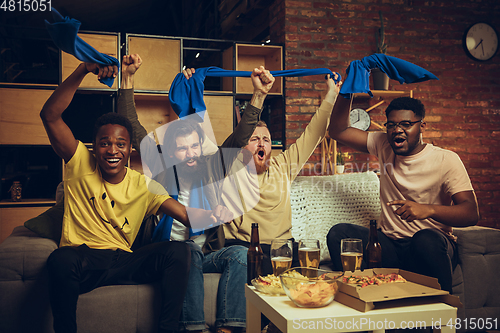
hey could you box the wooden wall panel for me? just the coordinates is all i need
[128,37,181,92]
[0,206,49,244]
[204,95,233,146]
[0,88,52,145]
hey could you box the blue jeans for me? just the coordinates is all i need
[180,242,247,330]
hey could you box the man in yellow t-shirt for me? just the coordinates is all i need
[40,62,230,333]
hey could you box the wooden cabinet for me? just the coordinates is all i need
[222,43,283,95]
[0,88,53,145]
[0,32,119,239]
[0,206,51,243]
[127,36,181,92]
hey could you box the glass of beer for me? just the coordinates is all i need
[270,239,293,276]
[341,238,363,272]
[298,239,320,270]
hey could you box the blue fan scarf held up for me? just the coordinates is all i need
[45,8,120,88]
[339,54,439,98]
[168,67,341,119]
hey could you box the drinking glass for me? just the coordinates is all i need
[298,239,320,269]
[340,238,363,272]
[270,239,293,276]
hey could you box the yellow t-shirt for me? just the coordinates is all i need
[60,141,170,251]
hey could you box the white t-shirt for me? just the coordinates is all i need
[169,176,207,247]
[367,132,474,241]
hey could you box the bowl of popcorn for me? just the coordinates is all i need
[251,274,286,295]
[280,267,343,308]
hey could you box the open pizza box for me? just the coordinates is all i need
[335,268,462,312]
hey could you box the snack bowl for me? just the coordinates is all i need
[280,267,343,308]
[251,275,286,295]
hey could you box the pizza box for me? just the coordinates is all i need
[335,268,462,312]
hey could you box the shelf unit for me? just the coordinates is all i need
[0,31,119,243]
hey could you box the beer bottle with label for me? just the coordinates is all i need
[366,220,382,268]
[247,223,264,284]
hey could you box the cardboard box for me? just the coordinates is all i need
[335,268,462,312]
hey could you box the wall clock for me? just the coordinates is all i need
[463,22,498,61]
[349,108,371,131]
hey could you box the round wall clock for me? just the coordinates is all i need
[463,22,498,61]
[349,108,371,131]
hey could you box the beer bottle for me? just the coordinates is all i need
[366,220,382,268]
[247,223,264,284]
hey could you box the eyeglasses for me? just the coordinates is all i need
[383,120,422,130]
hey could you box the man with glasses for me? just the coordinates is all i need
[326,96,479,293]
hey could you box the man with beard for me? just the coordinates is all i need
[118,54,274,333]
[326,96,479,293]
[222,72,342,275]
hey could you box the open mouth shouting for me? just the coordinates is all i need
[256,149,266,161]
[185,158,198,167]
[392,136,406,149]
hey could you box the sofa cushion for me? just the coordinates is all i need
[0,226,58,281]
[290,172,381,263]
[24,200,64,243]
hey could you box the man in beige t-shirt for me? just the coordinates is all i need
[223,73,342,275]
[326,96,479,293]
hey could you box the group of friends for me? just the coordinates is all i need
[39,54,479,333]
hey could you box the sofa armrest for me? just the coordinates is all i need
[453,226,500,320]
[0,226,58,281]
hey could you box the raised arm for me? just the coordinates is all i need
[281,73,341,177]
[222,66,275,149]
[328,92,370,154]
[117,54,147,153]
[40,63,118,162]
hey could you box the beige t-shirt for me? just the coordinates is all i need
[367,132,474,241]
[223,100,333,244]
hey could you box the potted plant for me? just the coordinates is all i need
[372,11,390,90]
[336,150,345,174]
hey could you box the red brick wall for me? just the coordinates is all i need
[270,0,500,229]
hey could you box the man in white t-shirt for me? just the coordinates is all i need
[326,96,479,292]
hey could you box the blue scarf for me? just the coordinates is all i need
[45,8,120,88]
[169,67,341,118]
[152,173,211,242]
[339,54,438,98]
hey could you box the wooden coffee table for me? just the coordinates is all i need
[246,285,457,333]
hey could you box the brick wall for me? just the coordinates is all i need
[270,0,500,229]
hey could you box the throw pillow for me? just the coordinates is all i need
[24,199,64,243]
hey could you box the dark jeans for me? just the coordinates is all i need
[47,241,190,333]
[224,239,300,276]
[326,223,458,293]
